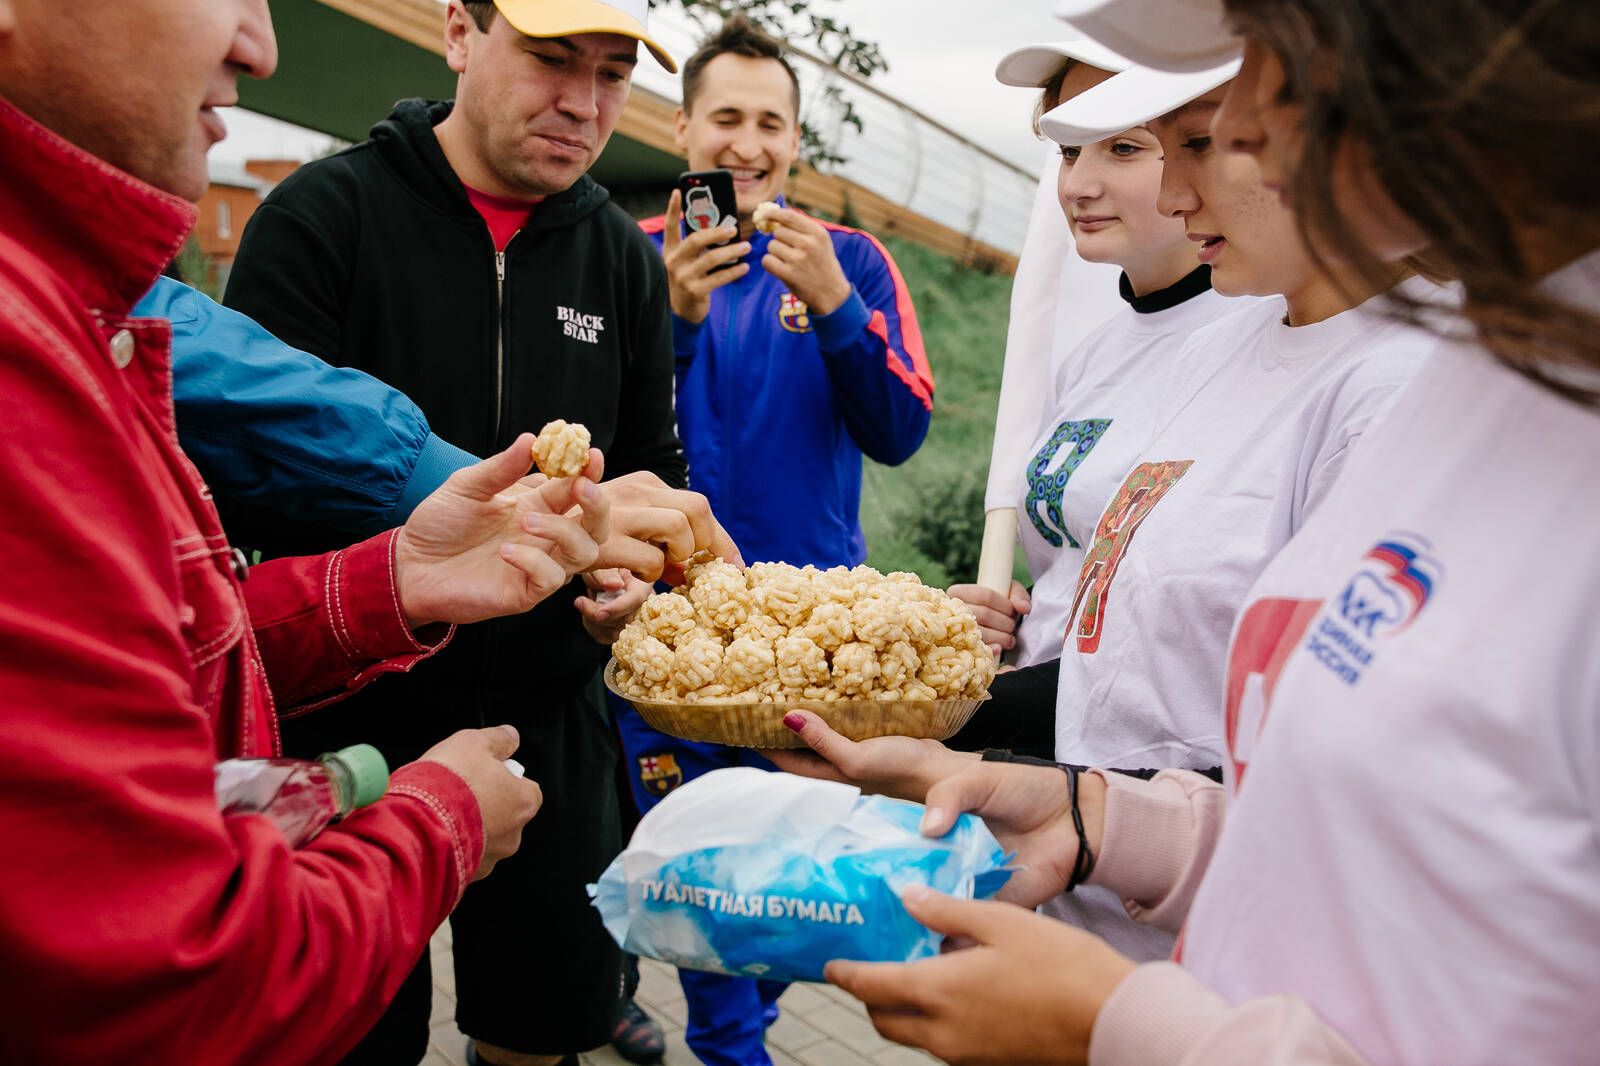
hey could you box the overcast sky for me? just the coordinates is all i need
[216,1,1067,175]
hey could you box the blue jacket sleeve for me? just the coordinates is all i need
[811,233,935,466]
[141,278,478,534]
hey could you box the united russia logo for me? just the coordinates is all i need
[1306,533,1442,686]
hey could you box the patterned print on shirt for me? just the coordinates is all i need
[1025,418,1114,548]
[1068,459,1192,654]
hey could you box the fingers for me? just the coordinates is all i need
[919,765,1003,837]
[597,537,668,583]
[764,207,824,240]
[780,709,864,775]
[824,959,929,1015]
[481,723,521,760]
[520,511,600,574]
[449,432,537,502]
[898,886,1018,944]
[761,748,853,784]
[948,583,1017,616]
[610,505,696,564]
[1009,580,1032,616]
[498,541,570,598]
[662,188,682,256]
[666,223,745,272]
[573,477,610,547]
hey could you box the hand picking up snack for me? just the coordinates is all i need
[752,201,781,234]
[589,767,1011,983]
[530,419,591,478]
[610,560,996,704]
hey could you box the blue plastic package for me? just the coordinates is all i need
[588,767,1012,983]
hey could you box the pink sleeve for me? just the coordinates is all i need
[245,529,454,715]
[1090,963,1370,1066]
[1086,769,1228,932]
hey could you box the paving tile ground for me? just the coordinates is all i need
[423,924,942,1066]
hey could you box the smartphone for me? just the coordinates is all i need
[676,169,739,264]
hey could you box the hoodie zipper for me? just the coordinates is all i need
[492,229,522,445]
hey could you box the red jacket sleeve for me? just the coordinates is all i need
[246,528,454,715]
[0,279,483,1064]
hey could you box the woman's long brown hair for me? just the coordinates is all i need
[1224,0,1600,403]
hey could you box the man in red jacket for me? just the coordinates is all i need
[0,1,731,1061]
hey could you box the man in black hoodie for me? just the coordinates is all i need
[224,2,684,1064]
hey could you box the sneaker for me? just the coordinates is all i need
[610,1000,665,1065]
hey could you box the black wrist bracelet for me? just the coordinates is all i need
[1061,763,1096,892]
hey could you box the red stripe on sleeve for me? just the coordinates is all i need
[868,310,933,411]
[638,214,667,236]
[815,217,936,399]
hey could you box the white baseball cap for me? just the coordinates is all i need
[1038,58,1240,146]
[1052,0,1239,74]
[492,0,677,72]
[993,37,1132,88]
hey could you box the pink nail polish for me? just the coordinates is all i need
[782,713,805,733]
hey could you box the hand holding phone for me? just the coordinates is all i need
[661,169,752,324]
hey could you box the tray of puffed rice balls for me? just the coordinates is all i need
[605,560,993,748]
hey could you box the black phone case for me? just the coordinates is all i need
[677,169,740,261]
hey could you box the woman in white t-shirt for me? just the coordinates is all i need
[770,1,1600,1063]
[957,43,1228,672]
[954,61,1435,961]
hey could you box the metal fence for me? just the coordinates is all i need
[632,9,1037,256]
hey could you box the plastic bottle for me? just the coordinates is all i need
[214,744,390,847]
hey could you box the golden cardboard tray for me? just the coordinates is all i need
[604,660,988,749]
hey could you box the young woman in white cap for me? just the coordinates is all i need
[955,40,1237,687]
[769,0,1600,1063]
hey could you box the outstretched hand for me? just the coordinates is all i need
[760,711,980,803]
[825,887,1134,1066]
[764,712,1101,908]
[395,434,607,627]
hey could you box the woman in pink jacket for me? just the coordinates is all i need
[770,0,1600,1063]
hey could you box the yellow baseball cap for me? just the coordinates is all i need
[492,0,677,73]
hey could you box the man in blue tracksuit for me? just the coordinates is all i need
[624,16,934,1066]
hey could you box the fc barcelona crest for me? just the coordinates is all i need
[778,292,812,334]
[638,753,684,797]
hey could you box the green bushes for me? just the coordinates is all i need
[860,238,1017,588]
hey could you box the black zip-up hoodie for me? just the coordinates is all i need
[223,98,684,772]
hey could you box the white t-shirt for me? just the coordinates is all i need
[1012,286,1237,668]
[1052,290,1437,769]
[985,151,1122,512]
[1181,250,1600,1065]
[1044,289,1436,961]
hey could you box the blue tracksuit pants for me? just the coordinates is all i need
[611,694,787,1066]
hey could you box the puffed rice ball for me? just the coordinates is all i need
[879,640,922,691]
[752,200,781,234]
[635,592,698,646]
[734,612,786,643]
[632,635,676,688]
[685,560,752,632]
[801,602,853,652]
[674,635,725,693]
[530,419,591,478]
[723,636,776,690]
[775,634,829,691]
[831,641,881,696]
[850,592,909,648]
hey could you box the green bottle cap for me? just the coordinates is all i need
[323,744,389,810]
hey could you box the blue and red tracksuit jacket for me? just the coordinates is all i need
[641,202,934,567]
